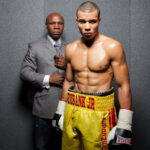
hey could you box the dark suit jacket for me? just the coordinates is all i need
[20,35,66,119]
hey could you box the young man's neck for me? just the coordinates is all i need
[82,33,100,47]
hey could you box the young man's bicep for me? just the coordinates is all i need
[111,46,131,109]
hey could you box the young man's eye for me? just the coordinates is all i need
[89,20,97,24]
[78,20,86,24]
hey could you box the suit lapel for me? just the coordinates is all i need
[44,35,56,53]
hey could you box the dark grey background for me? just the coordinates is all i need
[0,0,149,149]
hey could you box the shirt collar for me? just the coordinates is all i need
[47,35,61,46]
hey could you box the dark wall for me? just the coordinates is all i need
[0,0,149,149]
[130,0,150,149]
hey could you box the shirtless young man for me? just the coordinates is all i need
[53,1,133,150]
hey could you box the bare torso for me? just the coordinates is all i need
[67,34,115,93]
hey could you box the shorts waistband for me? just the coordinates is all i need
[68,86,114,96]
[67,87,115,111]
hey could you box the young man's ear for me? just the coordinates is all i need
[99,17,101,24]
[76,17,78,24]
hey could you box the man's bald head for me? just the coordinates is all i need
[45,12,64,25]
[76,1,100,18]
[45,12,64,40]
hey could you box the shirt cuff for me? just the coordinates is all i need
[43,75,50,89]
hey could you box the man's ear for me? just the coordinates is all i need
[45,24,48,29]
[76,17,78,24]
[99,17,101,24]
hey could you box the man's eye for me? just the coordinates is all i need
[79,20,86,24]
[58,22,64,25]
[89,20,97,24]
[48,22,55,25]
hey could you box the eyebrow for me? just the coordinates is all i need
[48,21,64,23]
[77,19,98,21]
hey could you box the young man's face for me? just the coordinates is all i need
[46,15,64,40]
[76,10,100,40]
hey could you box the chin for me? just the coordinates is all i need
[84,36,94,41]
[53,36,60,40]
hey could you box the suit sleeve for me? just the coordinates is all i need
[20,43,45,89]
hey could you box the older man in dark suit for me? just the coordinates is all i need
[20,12,66,150]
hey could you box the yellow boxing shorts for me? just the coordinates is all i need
[62,87,117,150]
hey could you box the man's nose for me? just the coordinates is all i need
[85,22,90,31]
[54,23,60,29]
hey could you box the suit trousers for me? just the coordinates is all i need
[34,117,62,150]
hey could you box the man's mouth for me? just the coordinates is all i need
[53,32,61,35]
[84,33,92,37]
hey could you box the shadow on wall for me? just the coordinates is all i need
[18,80,35,149]
[18,81,36,112]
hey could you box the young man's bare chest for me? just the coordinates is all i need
[70,45,111,72]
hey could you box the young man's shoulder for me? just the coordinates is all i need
[101,34,124,59]
[65,39,81,59]
[101,34,122,47]
[66,39,81,51]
